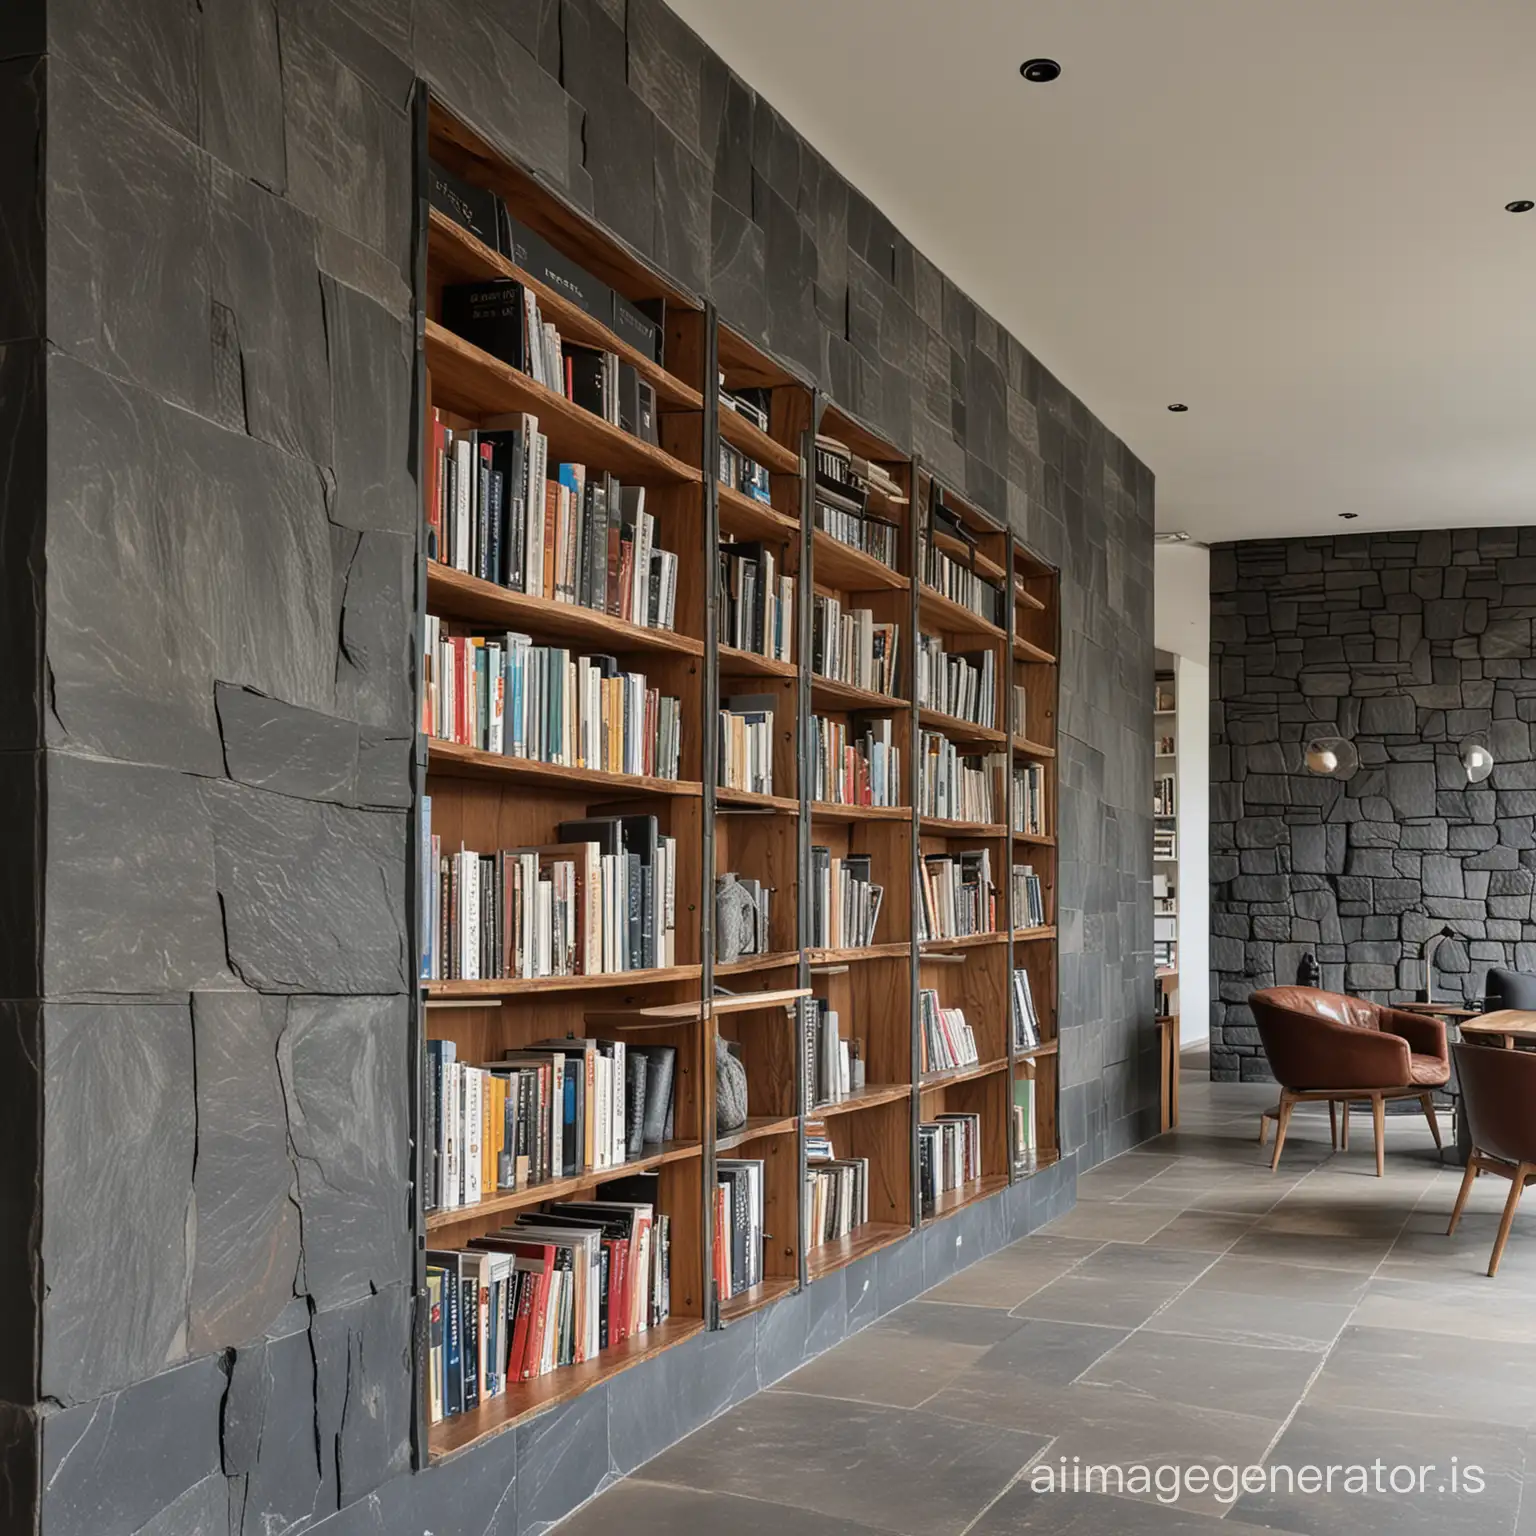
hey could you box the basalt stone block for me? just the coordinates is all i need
[41,1355,225,1536]
[201,0,285,189]
[0,344,44,757]
[278,994,410,1306]
[710,194,766,341]
[327,277,417,536]
[189,990,300,1353]
[587,79,655,258]
[216,683,361,804]
[0,1004,38,1406]
[47,353,337,773]
[627,0,702,147]
[45,754,231,995]
[336,531,415,731]
[1386,761,1437,817]
[515,1382,611,1535]
[710,68,754,212]
[209,782,407,994]
[41,1000,195,1404]
[652,124,711,298]
[48,58,214,415]
[50,0,199,139]
[758,177,820,379]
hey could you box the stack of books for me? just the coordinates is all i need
[918,532,1002,626]
[917,733,1005,823]
[809,848,884,950]
[421,629,682,779]
[1013,864,1046,929]
[801,997,852,1107]
[804,1130,870,1252]
[420,809,677,982]
[917,636,996,729]
[718,695,777,794]
[719,540,793,662]
[814,435,905,505]
[1012,968,1042,1051]
[812,596,900,696]
[813,437,903,569]
[811,715,901,806]
[1153,773,1175,817]
[1014,762,1047,834]
[918,849,997,941]
[919,1112,981,1205]
[424,1039,677,1209]
[714,1158,765,1300]
[919,988,979,1074]
[425,1173,669,1422]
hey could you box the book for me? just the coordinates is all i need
[811,595,899,696]
[917,732,1005,824]
[809,848,883,951]
[719,694,777,795]
[919,848,997,941]
[919,988,980,1074]
[917,636,996,730]
[918,531,1002,626]
[810,715,901,807]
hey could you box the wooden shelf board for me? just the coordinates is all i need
[928,526,1008,583]
[718,483,800,541]
[428,739,702,797]
[712,987,811,1016]
[811,801,910,824]
[919,1059,1009,1091]
[1012,830,1056,848]
[811,530,909,593]
[806,941,911,965]
[1013,637,1057,664]
[810,675,905,713]
[919,816,1007,838]
[425,320,702,488]
[426,562,704,657]
[918,584,1006,640]
[1013,585,1047,612]
[918,706,1007,748]
[718,404,801,476]
[1013,1148,1062,1177]
[1012,926,1058,943]
[922,1172,1011,1225]
[805,1222,912,1282]
[718,645,798,681]
[920,931,1008,953]
[716,1115,799,1153]
[425,963,702,1001]
[1015,1039,1060,1063]
[716,786,800,814]
[812,1082,912,1118]
[425,1141,703,1233]
[428,209,703,412]
[714,951,802,978]
[1012,736,1056,759]
[583,986,808,1028]
[719,1275,797,1324]
[427,1317,704,1457]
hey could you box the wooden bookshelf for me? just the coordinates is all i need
[413,101,1064,1459]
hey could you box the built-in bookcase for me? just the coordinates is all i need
[411,100,1062,1462]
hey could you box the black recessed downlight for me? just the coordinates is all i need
[1019,58,1062,83]
[1167,403,1188,413]
[1506,200,1534,213]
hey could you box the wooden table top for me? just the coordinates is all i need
[1461,1010,1536,1042]
[1395,1001,1479,1020]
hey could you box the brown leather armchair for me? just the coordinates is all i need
[1447,1040,1536,1276]
[1249,987,1449,1174]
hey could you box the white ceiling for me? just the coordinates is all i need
[669,0,1536,543]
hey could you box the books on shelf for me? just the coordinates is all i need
[918,848,997,941]
[719,540,793,662]
[814,496,901,571]
[1013,864,1045,930]
[1154,826,1178,861]
[919,988,979,1074]
[917,636,996,729]
[917,733,1004,823]
[718,694,777,795]
[1153,773,1176,817]
[1013,761,1046,835]
[420,813,677,983]
[440,281,659,440]
[423,1037,677,1211]
[714,1158,764,1300]
[804,1128,869,1253]
[1012,968,1041,1052]
[814,435,906,507]
[809,847,884,950]
[427,418,678,632]
[422,626,682,779]
[1012,685,1029,736]
[1011,1079,1037,1162]
[801,997,852,1107]
[425,1175,671,1422]
[811,715,901,807]
[812,596,899,697]
[919,532,1002,626]
[919,1113,981,1205]
[1155,680,1176,712]
[718,440,771,505]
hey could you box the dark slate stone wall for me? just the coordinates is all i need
[12,3,1155,1533]
[1210,528,1536,1080]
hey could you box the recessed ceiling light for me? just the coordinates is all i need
[1155,531,1191,545]
[1167,403,1188,413]
[1506,199,1534,213]
[1019,58,1061,83]
[1339,513,1359,520]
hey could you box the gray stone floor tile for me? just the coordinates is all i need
[1144,1287,1352,1349]
[1227,1227,1397,1273]
[872,1299,1033,1348]
[1189,1254,1373,1305]
[970,1488,1273,1534]
[770,1323,990,1408]
[921,1239,1101,1310]
[557,1479,888,1536]
[1039,1203,1185,1243]
[1080,1330,1323,1419]
[1012,1274,1187,1329]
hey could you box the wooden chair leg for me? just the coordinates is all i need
[1419,1092,1442,1150]
[1259,1110,1273,1147]
[1447,1152,1478,1236]
[1270,1091,1295,1172]
[1340,1100,1350,1151]
[1488,1163,1530,1278]
[1329,1100,1338,1149]
[1372,1093,1386,1177]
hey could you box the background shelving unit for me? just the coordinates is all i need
[1154,661,1180,1130]
[412,100,1064,1462]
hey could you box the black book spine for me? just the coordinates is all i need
[627,856,642,971]
[460,1273,479,1409]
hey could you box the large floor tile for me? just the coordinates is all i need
[1352,1277,1536,1342]
[1144,1287,1352,1350]
[1013,1274,1187,1329]
[872,1300,1032,1349]
[1039,1203,1185,1243]
[641,1392,1049,1536]
[1231,1402,1524,1536]
[922,1237,1102,1309]
[1069,1241,1218,1287]
[1305,1324,1536,1427]
[772,1321,990,1408]
[1141,1211,1258,1253]
[1188,1254,1373,1306]
[1080,1330,1323,1419]
[559,1479,889,1536]
[1227,1227,1397,1273]
[971,1488,1273,1535]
